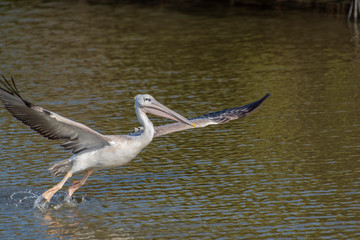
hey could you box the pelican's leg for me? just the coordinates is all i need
[67,169,94,199]
[42,171,72,202]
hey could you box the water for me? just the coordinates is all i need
[0,1,359,239]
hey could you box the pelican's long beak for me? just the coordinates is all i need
[142,100,195,127]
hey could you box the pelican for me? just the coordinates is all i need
[0,75,270,203]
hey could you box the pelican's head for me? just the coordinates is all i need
[134,94,195,127]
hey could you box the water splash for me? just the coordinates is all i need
[9,189,39,209]
[0,187,88,211]
[34,192,88,210]
[33,194,50,211]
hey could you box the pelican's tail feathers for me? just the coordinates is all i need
[49,158,73,177]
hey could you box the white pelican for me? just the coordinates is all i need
[0,75,270,203]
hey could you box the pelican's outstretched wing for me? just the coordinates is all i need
[0,75,110,154]
[152,94,270,138]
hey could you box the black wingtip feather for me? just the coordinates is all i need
[235,93,271,116]
[0,74,27,104]
[261,93,271,103]
[253,93,271,110]
[199,93,270,124]
[238,93,271,112]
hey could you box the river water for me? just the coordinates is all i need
[0,1,359,239]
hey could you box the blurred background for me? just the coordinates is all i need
[0,1,359,239]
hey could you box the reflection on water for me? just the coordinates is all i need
[36,203,133,240]
[0,1,360,239]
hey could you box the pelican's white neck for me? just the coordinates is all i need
[135,107,155,141]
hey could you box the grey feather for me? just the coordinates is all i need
[0,75,110,154]
[152,94,270,138]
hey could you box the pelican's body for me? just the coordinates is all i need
[52,116,153,174]
[0,74,270,204]
[64,135,141,173]
[64,133,153,173]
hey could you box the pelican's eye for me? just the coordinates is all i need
[144,97,151,102]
